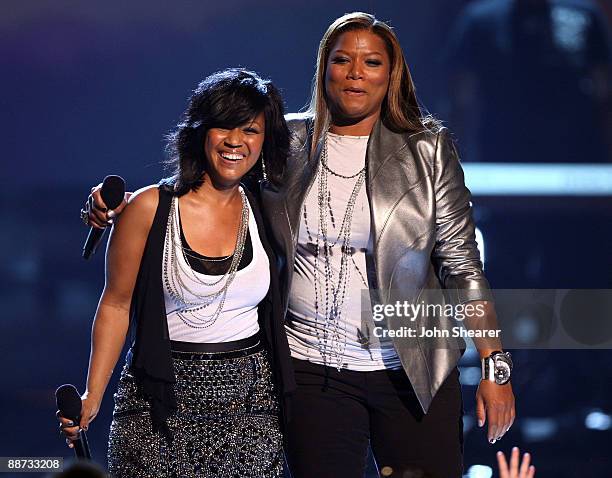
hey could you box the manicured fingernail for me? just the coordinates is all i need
[513,446,518,452]
[107,210,116,219]
[489,438,496,444]
[478,419,484,427]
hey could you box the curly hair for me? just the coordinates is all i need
[162,68,289,195]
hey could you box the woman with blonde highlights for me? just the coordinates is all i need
[83,12,515,478]
[267,12,514,478]
[307,12,439,147]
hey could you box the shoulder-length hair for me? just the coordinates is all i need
[163,68,289,195]
[306,12,441,152]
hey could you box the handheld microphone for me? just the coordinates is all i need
[82,175,126,260]
[55,384,92,460]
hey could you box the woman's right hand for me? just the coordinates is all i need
[57,394,101,448]
[84,183,132,229]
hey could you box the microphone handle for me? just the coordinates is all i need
[72,429,92,460]
[82,227,107,260]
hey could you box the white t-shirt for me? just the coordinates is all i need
[286,132,401,370]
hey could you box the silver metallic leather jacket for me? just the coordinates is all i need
[261,113,492,413]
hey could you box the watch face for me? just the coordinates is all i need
[494,357,512,385]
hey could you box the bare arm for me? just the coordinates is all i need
[60,186,158,444]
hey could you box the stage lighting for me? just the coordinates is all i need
[522,417,558,442]
[465,464,493,478]
[585,411,611,431]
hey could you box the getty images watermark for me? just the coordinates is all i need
[371,301,500,339]
[359,289,612,349]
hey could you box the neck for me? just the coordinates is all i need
[193,175,241,206]
[329,110,380,136]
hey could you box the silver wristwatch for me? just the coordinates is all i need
[481,351,513,385]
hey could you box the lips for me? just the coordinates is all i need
[216,151,247,170]
[219,151,246,162]
[344,87,366,95]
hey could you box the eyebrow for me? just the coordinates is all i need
[332,49,385,57]
[245,120,263,128]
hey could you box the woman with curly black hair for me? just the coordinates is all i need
[58,68,294,477]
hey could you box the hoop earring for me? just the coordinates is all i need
[260,153,268,181]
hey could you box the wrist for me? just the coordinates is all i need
[83,387,104,402]
[481,351,513,385]
[478,347,503,359]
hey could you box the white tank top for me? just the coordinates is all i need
[163,192,269,342]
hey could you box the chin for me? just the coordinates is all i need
[336,103,369,117]
[208,169,244,186]
[340,110,371,123]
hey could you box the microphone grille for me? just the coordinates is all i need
[101,175,126,210]
[55,384,82,421]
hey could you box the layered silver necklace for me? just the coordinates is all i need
[163,189,249,328]
[304,133,367,370]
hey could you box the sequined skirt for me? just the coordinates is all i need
[107,339,283,477]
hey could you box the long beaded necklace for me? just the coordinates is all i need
[163,188,249,328]
[303,133,367,370]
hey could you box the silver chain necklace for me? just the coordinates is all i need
[181,248,233,263]
[163,189,249,328]
[306,133,367,370]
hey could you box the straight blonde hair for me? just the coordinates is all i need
[306,12,440,154]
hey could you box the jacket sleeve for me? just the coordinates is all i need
[431,128,493,304]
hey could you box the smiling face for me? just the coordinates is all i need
[325,29,391,130]
[204,112,265,187]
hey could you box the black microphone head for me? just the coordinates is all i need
[56,384,82,422]
[100,175,126,210]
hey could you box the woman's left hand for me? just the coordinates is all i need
[57,393,101,448]
[476,380,515,444]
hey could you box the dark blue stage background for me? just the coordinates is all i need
[1,1,611,476]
